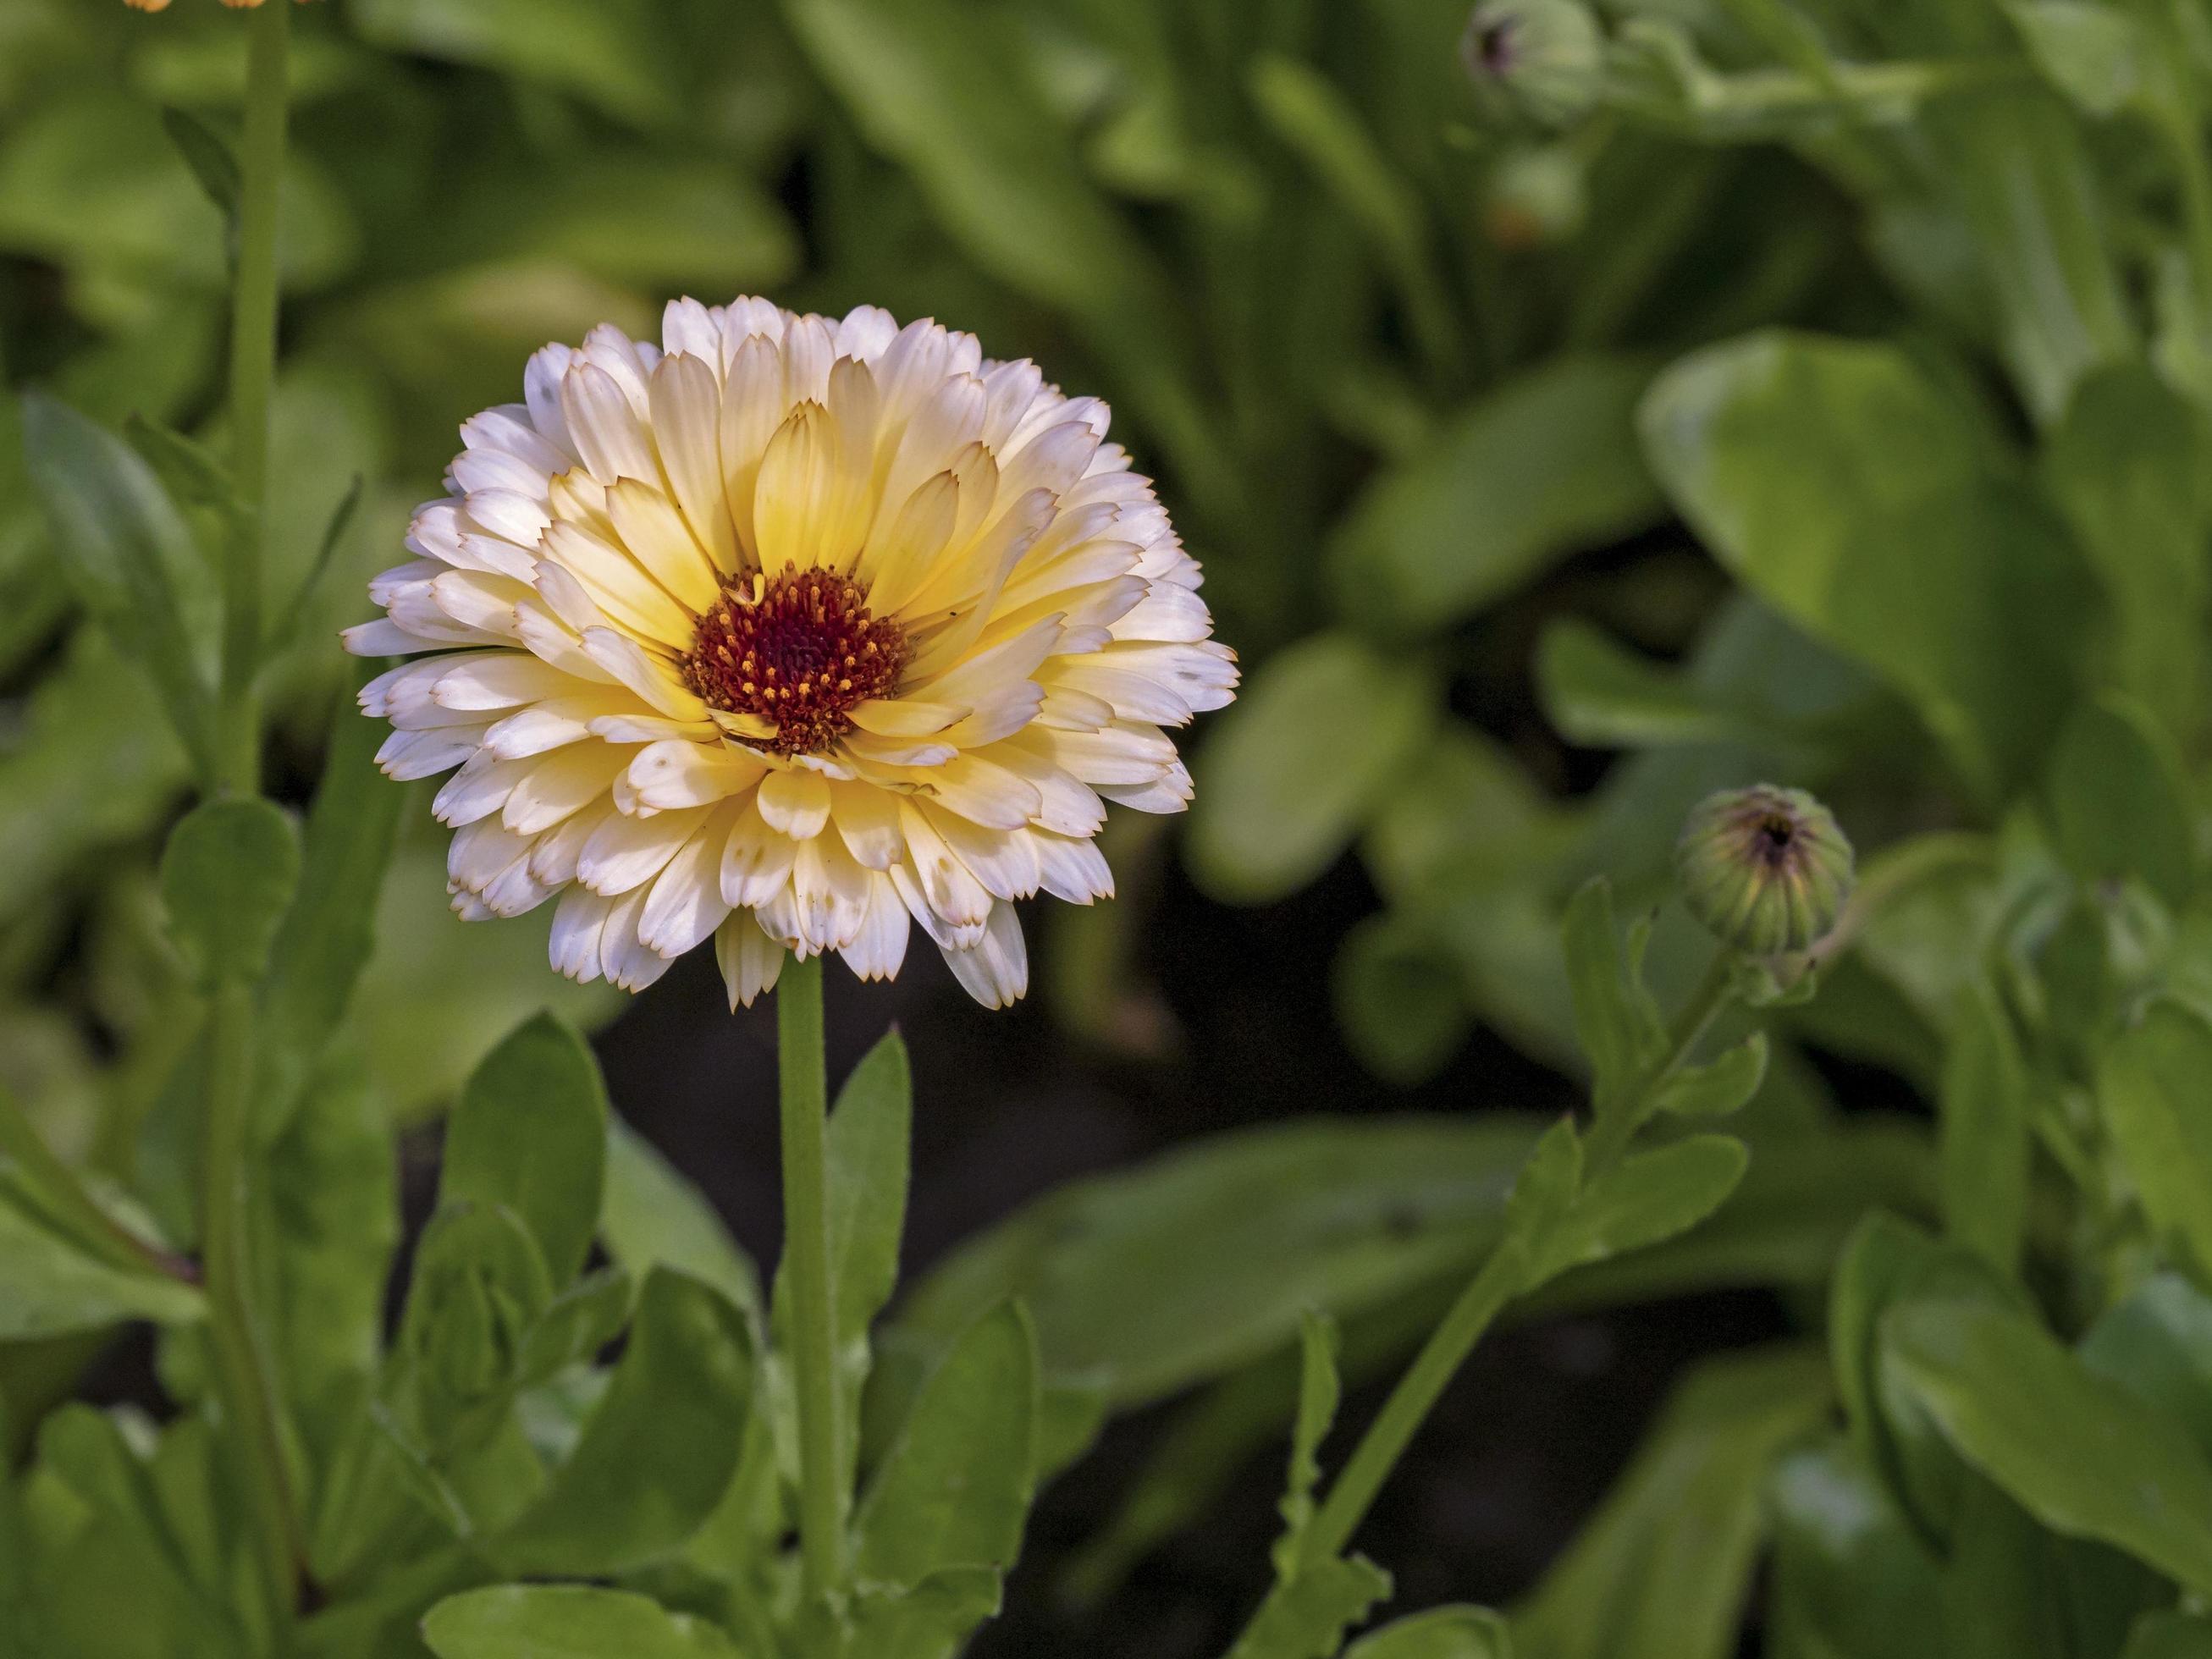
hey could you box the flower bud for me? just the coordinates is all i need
[1461,0,1606,129]
[1676,785,1854,956]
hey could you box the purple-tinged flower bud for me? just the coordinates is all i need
[1676,785,1854,956]
[1462,0,1606,129]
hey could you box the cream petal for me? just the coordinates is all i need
[897,800,992,929]
[1034,831,1114,903]
[757,767,832,839]
[432,750,529,824]
[648,351,740,573]
[978,741,1105,837]
[837,873,912,981]
[542,521,696,647]
[602,885,676,992]
[918,798,1041,901]
[719,333,785,558]
[561,360,659,486]
[720,802,800,909]
[714,912,786,1008]
[638,804,740,956]
[853,468,961,609]
[627,737,767,811]
[431,651,576,710]
[941,901,1029,1009]
[579,627,710,721]
[529,798,615,886]
[578,802,709,896]
[502,743,626,835]
[1099,758,1194,813]
[918,753,1040,833]
[753,401,861,573]
[790,833,871,953]
[524,343,578,460]
[482,695,614,759]
[451,446,550,499]
[826,779,902,868]
[606,477,721,612]
[662,297,723,366]
[549,886,614,983]
[846,697,968,737]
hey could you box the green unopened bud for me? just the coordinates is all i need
[1676,785,1854,956]
[1461,0,1606,129]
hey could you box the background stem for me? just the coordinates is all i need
[220,0,290,795]
[201,981,301,1645]
[777,952,846,1601]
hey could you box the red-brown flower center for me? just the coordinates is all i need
[681,563,907,757]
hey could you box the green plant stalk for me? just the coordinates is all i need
[202,980,301,1642]
[1283,951,1739,1581]
[220,0,291,796]
[0,1083,192,1283]
[778,951,846,1601]
[1294,1238,1525,1572]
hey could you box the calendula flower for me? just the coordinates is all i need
[348,300,1236,1009]
[124,0,312,10]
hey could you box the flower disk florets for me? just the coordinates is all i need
[1676,784,1854,957]
[683,565,907,758]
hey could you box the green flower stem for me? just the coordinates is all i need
[1294,1240,1525,1573]
[202,980,302,1642]
[219,0,291,796]
[0,1083,193,1283]
[1284,946,1740,1585]
[1581,948,1737,1178]
[777,951,846,1601]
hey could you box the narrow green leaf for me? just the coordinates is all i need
[1512,1346,1831,1659]
[1884,1297,2212,1596]
[1227,1556,1394,1659]
[854,1301,1039,1591]
[827,1030,912,1344]
[492,1268,753,1575]
[2046,695,2196,906]
[1189,633,1437,905]
[1332,355,1661,629]
[267,474,362,661]
[1768,1440,1945,1659]
[2005,3,2149,118]
[1527,1135,1749,1287]
[258,667,405,1130]
[20,393,218,783]
[0,1180,202,1339]
[158,797,301,989]
[1937,982,2030,1276]
[1652,1034,1769,1120]
[1537,620,1757,752]
[422,1585,741,1658]
[1271,1312,1342,1579]
[157,107,239,225]
[1561,878,1665,1112]
[599,1118,761,1330]
[2098,1000,2212,1283]
[444,1012,609,1288]
[1348,1607,1515,1659]
[122,413,247,529]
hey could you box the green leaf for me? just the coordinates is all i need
[121,414,246,530]
[844,1568,1003,1659]
[349,0,677,126]
[1271,1312,1342,1579]
[1883,1297,2212,1596]
[257,667,405,1130]
[896,1116,1542,1408]
[1561,878,1665,1114]
[1190,633,1437,905]
[854,1301,1039,1591]
[397,1204,554,1452]
[157,798,302,989]
[2045,695,2196,906]
[1536,620,1762,752]
[444,1012,609,1288]
[827,1031,912,1346]
[2005,3,2149,118]
[19,393,218,785]
[1332,355,1662,629]
[492,1268,753,1576]
[2098,1000,2212,1283]
[0,1180,201,1340]
[2078,1273,2212,1459]
[1227,1556,1395,1659]
[422,1585,741,1659]
[599,1119,761,1331]
[1334,912,1473,1085]
[1768,1441,1945,1659]
[1937,981,2030,1277]
[1512,1347,1831,1659]
[1526,1135,1750,1287]
[266,474,363,661]
[1349,1607,1515,1659]
[265,1052,398,1481]
[1827,1214,2016,1545]
[1651,1034,1768,1119]
[2124,1614,2212,1659]
[156,107,238,240]
[2041,368,2212,732]
[1641,331,2091,802]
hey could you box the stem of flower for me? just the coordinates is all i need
[1581,948,1737,1178]
[1294,1239,1526,1574]
[777,951,846,1601]
[202,980,302,1645]
[220,0,291,796]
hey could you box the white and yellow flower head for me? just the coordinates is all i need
[347,300,1236,1010]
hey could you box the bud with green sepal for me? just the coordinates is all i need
[1461,0,1605,129]
[1676,785,1855,959]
